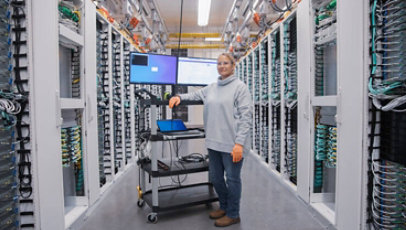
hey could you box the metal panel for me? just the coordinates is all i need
[335,0,365,229]
[31,0,65,228]
[84,1,100,206]
[296,0,312,203]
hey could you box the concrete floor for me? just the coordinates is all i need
[78,153,335,230]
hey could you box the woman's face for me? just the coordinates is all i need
[217,55,235,79]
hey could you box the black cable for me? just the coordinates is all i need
[177,0,183,54]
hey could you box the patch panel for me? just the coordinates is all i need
[58,1,80,33]
[96,22,109,185]
[271,30,281,101]
[260,39,269,104]
[61,125,84,195]
[313,0,337,96]
[112,34,122,173]
[247,55,253,97]
[271,105,281,172]
[123,42,132,161]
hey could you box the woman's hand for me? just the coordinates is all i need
[169,96,181,108]
[231,144,243,163]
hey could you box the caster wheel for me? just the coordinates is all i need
[137,200,144,208]
[147,213,158,223]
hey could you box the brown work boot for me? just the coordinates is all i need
[209,209,226,219]
[214,215,241,227]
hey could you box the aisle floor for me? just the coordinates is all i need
[79,153,335,230]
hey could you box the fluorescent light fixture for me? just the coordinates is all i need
[205,37,222,42]
[198,0,211,26]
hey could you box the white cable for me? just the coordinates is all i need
[371,95,406,112]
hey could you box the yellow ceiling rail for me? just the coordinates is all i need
[165,43,225,49]
[169,33,221,38]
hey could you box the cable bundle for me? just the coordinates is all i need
[313,0,337,96]
[61,126,82,166]
[325,127,337,168]
[112,37,122,172]
[285,106,297,182]
[271,105,281,171]
[284,17,298,105]
[371,160,406,229]
[123,42,132,161]
[286,132,297,177]
[96,26,108,185]
[315,124,329,161]
[269,0,293,13]
[314,160,323,190]
[314,0,337,44]
[254,49,260,102]
[369,0,406,112]
[271,32,281,101]
[98,27,111,179]
[314,46,325,96]
[58,1,81,33]
[247,55,253,96]
[260,41,269,103]
[71,49,80,98]
[243,59,248,85]
[60,126,83,194]
[254,105,260,152]
[0,130,19,230]
[261,106,269,163]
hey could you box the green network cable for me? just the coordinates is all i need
[58,5,79,23]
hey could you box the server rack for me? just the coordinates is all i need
[27,1,142,228]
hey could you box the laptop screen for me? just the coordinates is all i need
[157,119,188,132]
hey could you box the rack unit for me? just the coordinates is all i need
[366,0,406,229]
[0,0,35,229]
[308,0,338,223]
[283,14,298,184]
[58,0,89,221]
[260,38,269,163]
[28,1,144,228]
[240,0,369,228]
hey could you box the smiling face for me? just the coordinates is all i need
[217,54,236,79]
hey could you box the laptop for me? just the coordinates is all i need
[156,119,204,138]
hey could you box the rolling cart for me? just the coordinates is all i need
[135,93,218,223]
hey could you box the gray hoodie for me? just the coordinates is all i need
[179,75,253,154]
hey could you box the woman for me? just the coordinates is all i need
[169,53,253,227]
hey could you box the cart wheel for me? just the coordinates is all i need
[147,213,158,223]
[137,200,144,208]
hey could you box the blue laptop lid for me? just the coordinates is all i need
[157,119,187,132]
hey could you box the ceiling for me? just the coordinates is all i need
[154,0,236,33]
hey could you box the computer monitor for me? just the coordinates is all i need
[177,57,219,86]
[129,52,178,85]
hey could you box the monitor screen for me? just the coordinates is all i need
[129,52,178,85]
[177,57,219,86]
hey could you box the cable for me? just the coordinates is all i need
[177,0,183,54]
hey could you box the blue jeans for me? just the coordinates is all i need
[208,149,244,218]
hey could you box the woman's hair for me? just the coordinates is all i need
[219,53,236,65]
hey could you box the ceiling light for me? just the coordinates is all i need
[205,37,222,42]
[198,0,211,26]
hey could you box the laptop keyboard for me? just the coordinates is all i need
[162,130,203,136]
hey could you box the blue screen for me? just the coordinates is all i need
[130,52,177,85]
[157,119,187,132]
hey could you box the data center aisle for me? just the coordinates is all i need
[79,153,334,230]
